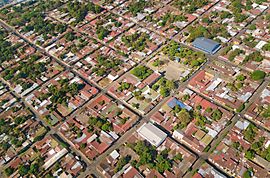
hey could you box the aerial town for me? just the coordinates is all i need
[0,0,269,178]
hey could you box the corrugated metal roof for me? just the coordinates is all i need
[192,37,221,54]
[167,97,192,110]
[137,123,167,147]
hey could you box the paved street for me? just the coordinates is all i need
[0,1,269,177]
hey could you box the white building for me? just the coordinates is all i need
[137,123,167,147]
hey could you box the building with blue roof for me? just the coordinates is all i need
[192,37,221,55]
[167,98,192,111]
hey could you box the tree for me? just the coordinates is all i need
[236,74,246,81]
[228,48,243,61]
[29,163,39,175]
[132,103,139,109]
[101,122,112,131]
[122,32,150,51]
[261,105,270,118]
[243,168,253,178]
[174,105,181,113]
[5,167,14,176]
[45,173,54,178]
[14,116,27,125]
[190,60,200,67]
[1,142,10,151]
[173,0,209,14]
[131,66,153,80]
[155,154,172,173]
[64,32,76,41]
[115,155,131,173]
[232,141,242,151]
[245,149,255,160]
[262,43,270,51]
[96,26,110,40]
[182,94,190,101]
[211,109,223,120]
[0,118,6,126]
[244,124,257,142]
[251,141,261,151]
[160,87,170,97]
[152,60,163,67]
[220,11,232,19]
[173,153,183,161]
[245,51,263,62]
[18,165,30,176]
[205,107,212,113]
[80,143,87,149]
[120,117,129,125]
[132,141,156,165]
[235,13,247,23]
[177,109,191,127]
[128,0,150,15]
[250,70,266,80]
[235,82,243,89]
[236,104,245,112]
[196,105,202,110]
[186,25,210,42]
[245,0,253,10]
[266,153,270,161]
[118,82,131,91]
[166,80,176,90]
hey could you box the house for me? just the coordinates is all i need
[167,97,192,111]
[192,37,221,54]
[121,166,143,178]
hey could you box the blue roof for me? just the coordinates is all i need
[167,98,177,108]
[167,98,188,109]
[192,37,221,54]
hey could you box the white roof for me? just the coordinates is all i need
[206,127,218,138]
[137,123,167,147]
[261,88,270,99]
[255,40,267,50]
[110,150,120,160]
[206,78,222,91]
[108,131,119,140]
[235,120,250,130]
[183,88,194,96]
[74,133,86,143]
[43,148,68,170]
[265,140,270,149]
[238,92,252,102]
[87,134,97,144]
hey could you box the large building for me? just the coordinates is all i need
[192,37,221,54]
[137,122,167,147]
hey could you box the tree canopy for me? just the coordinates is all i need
[131,66,153,80]
[250,70,266,81]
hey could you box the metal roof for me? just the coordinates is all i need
[167,97,192,111]
[137,122,167,147]
[192,37,221,54]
